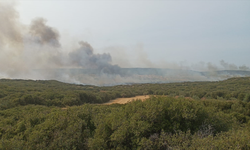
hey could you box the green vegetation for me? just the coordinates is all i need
[0,77,250,149]
[1,77,250,110]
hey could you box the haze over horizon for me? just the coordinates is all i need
[0,0,250,85]
[15,0,250,68]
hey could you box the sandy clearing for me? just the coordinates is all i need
[103,95,150,105]
[61,95,196,108]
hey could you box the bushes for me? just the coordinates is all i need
[1,78,250,149]
[243,93,250,102]
[140,128,250,150]
[0,97,249,149]
[0,105,93,149]
[87,97,242,149]
[1,77,250,110]
[238,93,246,100]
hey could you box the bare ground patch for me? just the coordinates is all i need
[103,95,150,105]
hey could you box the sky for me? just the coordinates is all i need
[3,0,250,69]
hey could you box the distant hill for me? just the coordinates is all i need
[3,68,250,86]
[38,68,250,85]
[201,70,250,77]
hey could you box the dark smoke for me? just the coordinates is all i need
[0,2,125,85]
[69,41,110,68]
[68,41,122,75]
[29,18,61,47]
[0,2,249,86]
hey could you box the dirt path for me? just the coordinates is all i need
[103,95,150,105]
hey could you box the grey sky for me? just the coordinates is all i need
[14,0,250,69]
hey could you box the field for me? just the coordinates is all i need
[0,77,250,149]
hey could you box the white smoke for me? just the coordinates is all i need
[0,2,249,86]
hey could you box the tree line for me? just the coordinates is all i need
[1,77,250,110]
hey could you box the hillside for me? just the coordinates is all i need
[1,77,250,110]
[30,68,250,86]
[0,77,250,149]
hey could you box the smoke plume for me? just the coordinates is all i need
[220,60,238,70]
[0,2,249,86]
[0,2,125,85]
[29,18,61,47]
[0,2,22,45]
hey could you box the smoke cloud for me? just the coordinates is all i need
[0,2,22,45]
[0,2,249,86]
[29,18,61,47]
[220,60,238,70]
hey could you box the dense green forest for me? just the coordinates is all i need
[1,77,250,110]
[0,77,250,149]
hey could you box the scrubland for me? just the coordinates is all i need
[0,77,250,149]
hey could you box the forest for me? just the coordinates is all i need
[0,77,250,149]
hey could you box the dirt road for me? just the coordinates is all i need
[104,95,150,105]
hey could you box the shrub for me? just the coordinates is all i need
[243,93,250,102]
